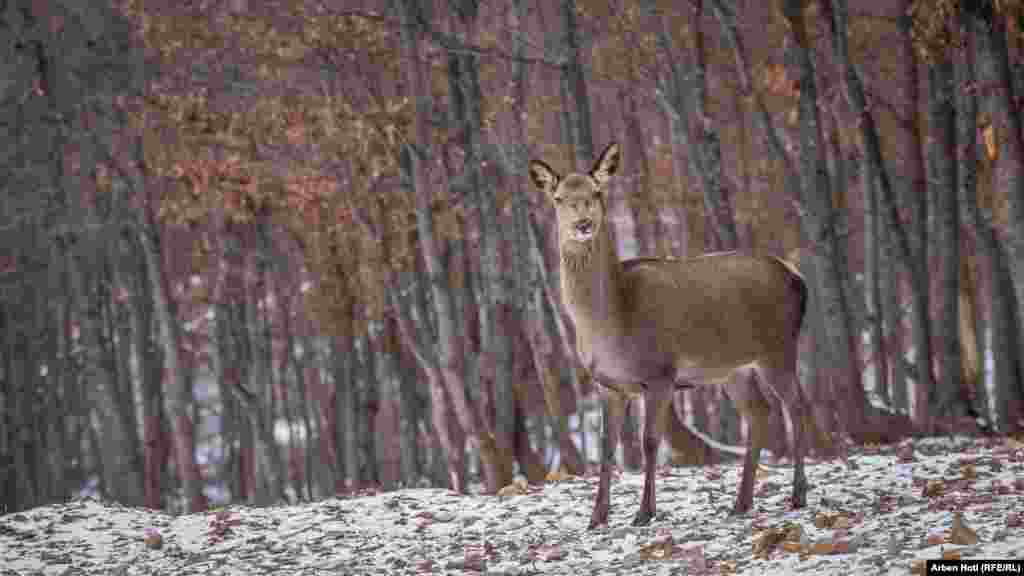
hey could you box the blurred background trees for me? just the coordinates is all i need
[2,0,1023,513]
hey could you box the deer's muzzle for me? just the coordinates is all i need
[572,218,595,239]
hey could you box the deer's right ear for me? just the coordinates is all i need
[529,160,560,197]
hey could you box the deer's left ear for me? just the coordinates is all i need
[589,142,620,186]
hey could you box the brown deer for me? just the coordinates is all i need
[529,142,812,529]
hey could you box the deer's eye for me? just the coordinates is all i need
[553,196,564,205]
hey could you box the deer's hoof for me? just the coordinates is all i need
[631,510,654,527]
[730,502,751,517]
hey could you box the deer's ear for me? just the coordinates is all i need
[589,142,620,186]
[529,160,560,197]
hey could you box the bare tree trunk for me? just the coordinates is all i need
[620,88,655,255]
[447,2,516,487]
[957,16,989,429]
[281,303,314,499]
[897,0,936,430]
[73,252,145,506]
[785,0,865,441]
[399,0,505,491]
[863,134,889,403]
[973,2,1024,432]
[690,0,738,251]
[929,50,963,426]
[561,0,594,168]
[136,206,206,513]
[882,219,909,414]
[127,237,165,508]
[330,340,351,491]
[358,327,380,487]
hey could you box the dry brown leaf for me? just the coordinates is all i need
[497,480,527,498]
[927,533,946,546]
[950,512,980,546]
[962,464,977,480]
[753,527,787,557]
[809,541,836,555]
[545,469,571,483]
[813,513,830,529]
[922,480,944,498]
[780,540,804,553]
[910,559,926,575]
[983,124,998,161]
[942,549,962,560]
[637,537,678,560]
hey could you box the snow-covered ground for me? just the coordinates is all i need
[3,436,1022,575]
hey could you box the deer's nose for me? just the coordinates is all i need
[574,219,594,235]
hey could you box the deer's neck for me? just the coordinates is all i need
[559,227,625,329]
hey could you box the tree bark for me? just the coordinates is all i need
[136,206,206,513]
[785,0,865,440]
[897,0,937,430]
[561,0,594,168]
[957,15,989,429]
[928,50,963,426]
[399,0,506,491]
[862,131,889,403]
[972,2,1024,432]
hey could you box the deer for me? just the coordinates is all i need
[528,142,813,529]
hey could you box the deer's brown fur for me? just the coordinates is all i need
[529,142,812,528]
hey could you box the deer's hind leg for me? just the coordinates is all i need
[723,370,772,515]
[757,356,810,509]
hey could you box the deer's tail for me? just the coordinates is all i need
[772,256,807,339]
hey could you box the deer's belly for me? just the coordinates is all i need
[585,338,671,384]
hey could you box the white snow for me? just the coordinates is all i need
[2,436,1023,575]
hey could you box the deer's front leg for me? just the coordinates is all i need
[633,386,668,526]
[589,386,625,529]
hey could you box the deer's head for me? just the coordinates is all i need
[529,143,620,246]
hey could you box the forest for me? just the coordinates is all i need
[2,0,1024,516]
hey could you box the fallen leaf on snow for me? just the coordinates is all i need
[962,464,977,480]
[922,480,944,498]
[545,469,571,483]
[497,480,528,498]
